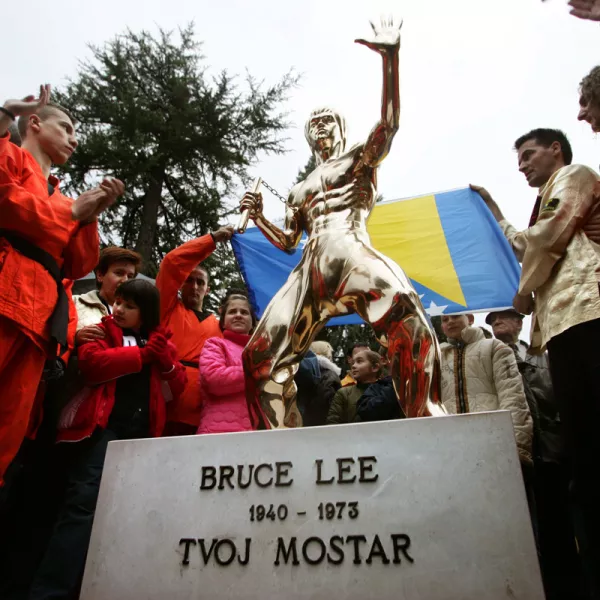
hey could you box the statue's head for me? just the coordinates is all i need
[304,107,346,156]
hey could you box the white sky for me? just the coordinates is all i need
[4,0,600,337]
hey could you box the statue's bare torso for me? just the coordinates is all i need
[289,145,375,236]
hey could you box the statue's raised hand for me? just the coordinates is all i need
[355,17,402,53]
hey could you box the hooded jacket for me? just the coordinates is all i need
[440,326,533,465]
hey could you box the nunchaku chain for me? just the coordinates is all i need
[260,179,287,204]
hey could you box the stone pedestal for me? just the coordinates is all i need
[81,412,544,599]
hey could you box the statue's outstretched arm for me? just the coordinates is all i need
[356,17,402,168]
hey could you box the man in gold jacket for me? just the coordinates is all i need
[472,128,600,600]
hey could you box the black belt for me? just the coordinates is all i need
[180,360,199,369]
[0,230,68,353]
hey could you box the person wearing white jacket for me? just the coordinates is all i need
[72,247,141,345]
[440,314,533,466]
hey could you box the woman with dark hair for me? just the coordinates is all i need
[29,279,187,599]
[197,293,257,434]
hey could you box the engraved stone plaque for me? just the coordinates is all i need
[81,412,544,599]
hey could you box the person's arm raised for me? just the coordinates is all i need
[155,226,232,320]
[1,84,51,138]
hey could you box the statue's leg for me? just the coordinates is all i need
[337,245,445,418]
[243,264,327,429]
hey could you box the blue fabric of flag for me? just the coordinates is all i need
[230,187,520,326]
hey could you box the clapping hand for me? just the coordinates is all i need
[72,178,125,223]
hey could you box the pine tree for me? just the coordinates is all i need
[54,24,298,281]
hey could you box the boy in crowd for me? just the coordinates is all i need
[340,342,370,387]
[327,349,382,424]
[73,246,142,344]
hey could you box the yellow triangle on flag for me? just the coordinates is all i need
[367,195,467,307]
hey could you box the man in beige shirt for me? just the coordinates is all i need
[472,128,600,600]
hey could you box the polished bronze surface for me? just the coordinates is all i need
[237,177,262,234]
[239,18,446,429]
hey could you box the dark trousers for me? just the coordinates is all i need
[0,381,71,600]
[547,319,600,600]
[535,461,584,600]
[0,440,69,600]
[28,429,118,600]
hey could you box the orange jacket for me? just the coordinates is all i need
[156,234,221,426]
[0,134,99,351]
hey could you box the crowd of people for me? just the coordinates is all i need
[0,43,599,600]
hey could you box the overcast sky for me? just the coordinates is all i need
[5,0,600,334]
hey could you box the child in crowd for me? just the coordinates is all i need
[439,313,532,465]
[29,279,186,600]
[197,293,257,434]
[327,349,382,424]
[327,349,402,424]
[355,362,403,423]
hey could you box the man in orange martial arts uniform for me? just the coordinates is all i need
[0,85,124,484]
[156,226,233,435]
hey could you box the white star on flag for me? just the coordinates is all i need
[425,300,448,316]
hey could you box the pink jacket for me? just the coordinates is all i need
[197,330,253,434]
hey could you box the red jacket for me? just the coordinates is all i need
[57,316,187,442]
